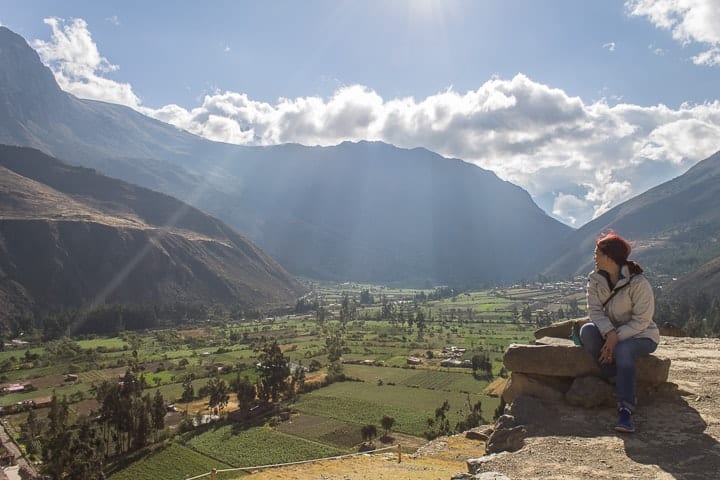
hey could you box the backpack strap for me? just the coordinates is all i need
[602,276,633,309]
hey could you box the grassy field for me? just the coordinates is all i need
[186,425,345,467]
[108,443,236,480]
[292,381,497,438]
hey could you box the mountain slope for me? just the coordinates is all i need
[665,255,720,298]
[0,26,572,285]
[543,150,720,277]
[0,145,305,328]
[207,141,572,284]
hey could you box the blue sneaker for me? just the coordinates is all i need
[614,408,635,433]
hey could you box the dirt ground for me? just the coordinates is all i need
[237,337,720,480]
[242,434,486,480]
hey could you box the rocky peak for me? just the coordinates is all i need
[0,27,67,117]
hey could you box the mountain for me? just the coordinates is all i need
[664,255,720,298]
[543,150,720,277]
[0,26,572,285]
[0,145,305,330]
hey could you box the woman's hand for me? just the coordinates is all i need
[600,330,618,364]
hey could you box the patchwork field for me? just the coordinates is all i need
[0,282,585,480]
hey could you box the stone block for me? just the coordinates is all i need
[507,395,555,426]
[534,318,589,339]
[535,336,574,346]
[465,425,493,441]
[565,375,615,408]
[503,344,671,385]
[486,425,526,454]
[501,372,572,404]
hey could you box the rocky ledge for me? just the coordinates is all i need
[462,324,720,479]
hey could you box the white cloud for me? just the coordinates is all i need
[33,17,141,107]
[223,45,230,53]
[105,15,120,26]
[627,0,720,66]
[32,17,720,227]
[553,193,594,227]
[648,43,666,55]
[603,42,617,52]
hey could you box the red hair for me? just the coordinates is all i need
[596,232,643,274]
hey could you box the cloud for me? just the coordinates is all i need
[33,17,141,107]
[32,17,720,228]
[626,0,720,66]
[105,15,120,26]
[223,45,230,53]
[648,43,666,55]
[552,193,594,227]
[603,42,616,52]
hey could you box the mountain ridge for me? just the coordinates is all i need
[0,26,573,286]
[542,150,720,279]
[0,145,305,331]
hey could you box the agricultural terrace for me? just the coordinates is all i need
[0,282,585,480]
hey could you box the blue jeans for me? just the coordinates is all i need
[580,323,658,412]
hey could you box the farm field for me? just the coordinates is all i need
[0,281,585,479]
[292,381,496,438]
[107,443,236,480]
[186,425,345,468]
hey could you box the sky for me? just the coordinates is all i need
[1,0,719,227]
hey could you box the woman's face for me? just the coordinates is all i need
[594,246,613,271]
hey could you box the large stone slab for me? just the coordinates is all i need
[534,318,589,339]
[503,344,671,385]
[535,336,574,346]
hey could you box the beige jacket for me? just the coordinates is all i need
[587,265,660,343]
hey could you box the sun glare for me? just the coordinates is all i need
[386,0,457,28]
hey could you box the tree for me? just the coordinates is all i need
[207,377,230,415]
[233,375,256,418]
[425,400,451,439]
[359,289,374,305]
[66,419,106,480]
[455,396,484,432]
[360,424,378,444]
[380,415,395,438]
[257,340,290,402]
[289,362,306,400]
[19,408,42,455]
[339,293,356,324]
[42,395,72,479]
[181,373,195,402]
[471,352,492,377]
[567,298,580,317]
[325,328,345,363]
[316,304,326,327]
[151,390,166,441]
[130,394,151,451]
[380,295,395,321]
[471,354,484,376]
[415,310,426,337]
[521,305,532,322]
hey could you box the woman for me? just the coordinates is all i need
[580,232,659,433]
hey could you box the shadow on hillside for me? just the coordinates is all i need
[512,393,720,478]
